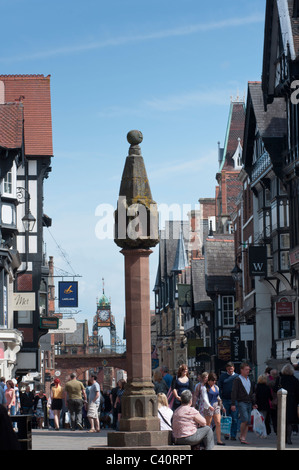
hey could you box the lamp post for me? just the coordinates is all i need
[17,186,36,271]
[22,210,36,232]
[231,260,242,284]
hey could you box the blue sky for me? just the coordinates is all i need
[0,0,266,345]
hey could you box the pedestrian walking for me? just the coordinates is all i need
[50,378,63,430]
[0,381,6,406]
[267,369,278,433]
[86,375,101,433]
[255,374,272,435]
[110,380,121,429]
[64,372,87,431]
[218,362,239,440]
[171,364,194,411]
[114,379,126,430]
[33,390,47,429]
[157,392,173,431]
[153,370,168,395]
[20,385,34,415]
[47,396,55,429]
[172,389,214,450]
[161,366,173,390]
[192,371,208,415]
[12,380,21,415]
[202,372,226,446]
[231,362,257,445]
[101,389,112,428]
[274,364,299,445]
[5,380,16,430]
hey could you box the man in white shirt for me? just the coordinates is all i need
[87,375,101,433]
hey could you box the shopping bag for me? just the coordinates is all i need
[220,413,232,435]
[166,387,175,409]
[252,409,267,438]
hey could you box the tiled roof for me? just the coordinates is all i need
[0,75,53,156]
[205,235,235,294]
[191,258,212,311]
[161,220,189,278]
[0,102,23,149]
[221,101,245,170]
[248,81,286,138]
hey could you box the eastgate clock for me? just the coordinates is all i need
[98,310,110,321]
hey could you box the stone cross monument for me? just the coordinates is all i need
[108,130,171,448]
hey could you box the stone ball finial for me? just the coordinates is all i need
[127,130,143,146]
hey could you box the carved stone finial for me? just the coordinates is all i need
[114,130,159,249]
[127,130,143,146]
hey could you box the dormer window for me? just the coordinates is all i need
[232,138,243,170]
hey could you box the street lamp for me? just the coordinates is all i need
[17,186,36,232]
[231,262,242,283]
[22,210,36,232]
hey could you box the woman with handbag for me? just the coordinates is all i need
[157,393,173,431]
[201,372,226,446]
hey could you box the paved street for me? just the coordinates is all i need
[31,428,299,451]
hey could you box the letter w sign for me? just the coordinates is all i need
[249,246,267,277]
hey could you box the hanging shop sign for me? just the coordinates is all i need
[196,347,212,363]
[275,297,294,316]
[48,318,77,334]
[240,324,254,341]
[289,247,299,267]
[217,337,231,361]
[248,246,267,277]
[230,330,245,362]
[39,317,59,330]
[13,292,35,311]
[58,281,78,308]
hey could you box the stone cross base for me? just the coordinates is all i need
[107,430,171,447]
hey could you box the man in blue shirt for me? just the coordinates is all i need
[161,367,173,390]
[218,362,239,440]
[0,384,6,405]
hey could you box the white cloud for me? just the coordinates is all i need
[0,14,264,62]
[97,86,236,118]
[144,89,233,112]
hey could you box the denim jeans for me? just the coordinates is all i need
[222,399,238,438]
[238,401,252,425]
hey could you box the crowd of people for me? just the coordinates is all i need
[1,360,299,450]
[154,362,299,449]
[0,373,127,433]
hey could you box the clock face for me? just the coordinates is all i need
[98,310,109,321]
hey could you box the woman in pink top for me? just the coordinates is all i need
[5,380,16,416]
[172,389,214,450]
[5,380,17,431]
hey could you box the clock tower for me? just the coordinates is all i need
[91,278,117,351]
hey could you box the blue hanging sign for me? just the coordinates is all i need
[59,281,78,308]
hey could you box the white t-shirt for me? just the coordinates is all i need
[158,405,173,431]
